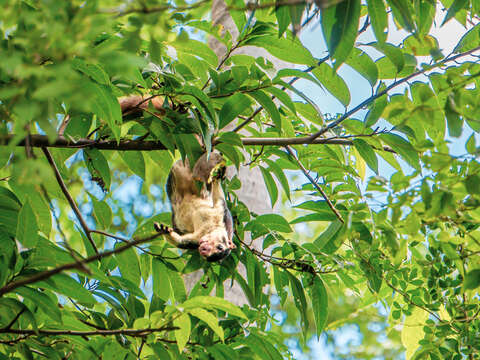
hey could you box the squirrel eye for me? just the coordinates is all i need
[216,244,225,251]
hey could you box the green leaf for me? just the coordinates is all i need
[314,220,344,251]
[152,259,171,301]
[167,267,187,303]
[243,34,316,66]
[386,0,415,32]
[265,159,291,201]
[346,48,378,86]
[463,269,480,290]
[275,5,290,36]
[207,344,237,360]
[119,151,146,180]
[243,333,283,360]
[183,85,217,126]
[87,83,122,142]
[370,42,405,72]
[37,273,95,306]
[465,175,480,195]
[353,139,379,174]
[16,197,38,247]
[16,286,62,322]
[291,212,338,223]
[0,298,37,333]
[401,307,428,359]
[367,0,387,42]
[217,132,243,148]
[311,276,328,338]
[442,0,469,26]
[289,4,304,35]
[247,90,282,130]
[182,296,247,319]
[380,133,420,171]
[466,134,476,154]
[265,86,296,114]
[0,189,21,235]
[72,58,110,85]
[218,93,252,129]
[188,308,224,341]
[225,0,247,34]
[321,0,361,67]
[273,68,323,89]
[365,83,387,127]
[174,313,191,351]
[246,214,292,233]
[215,143,242,169]
[416,0,435,36]
[151,343,172,360]
[115,243,141,287]
[91,195,113,229]
[84,149,111,191]
[287,271,309,338]
[260,166,278,208]
[453,24,480,52]
[174,39,218,67]
[312,63,350,106]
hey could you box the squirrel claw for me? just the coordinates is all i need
[154,222,172,234]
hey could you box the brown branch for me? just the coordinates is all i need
[58,115,70,136]
[285,145,344,223]
[103,0,211,17]
[1,134,396,152]
[307,45,480,142]
[236,232,338,274]
[0,232,163,297]
[0,326,176,337]
[42,148,98,254]
[105,0,314,17]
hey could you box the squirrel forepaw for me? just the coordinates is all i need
[154,222,173,234]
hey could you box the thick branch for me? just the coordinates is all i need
[286,145,344,223]
[42,148,98,254]
[0,232,163,297]
[0,326,176,337]
[1,134,395,151]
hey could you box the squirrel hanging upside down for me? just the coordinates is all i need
[119,95,235,261]
[155,152,236,262]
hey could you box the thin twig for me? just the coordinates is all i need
[58,115,70,136]
[3,309,25,331]
[285,145,344,223]
[0,232,164,296]
[42,147,99,254]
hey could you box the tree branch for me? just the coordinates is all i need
[307,45,480,142]
[0,326,176,337]
[42,148,98,254]
[236,234,337,274]
[1,134,395,152]
[285,145,344,223]
[0,232,163,297]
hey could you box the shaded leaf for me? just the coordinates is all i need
[321,0,361,67]
[353,138,379,174]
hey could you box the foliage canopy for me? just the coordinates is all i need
[1,0,480,359]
